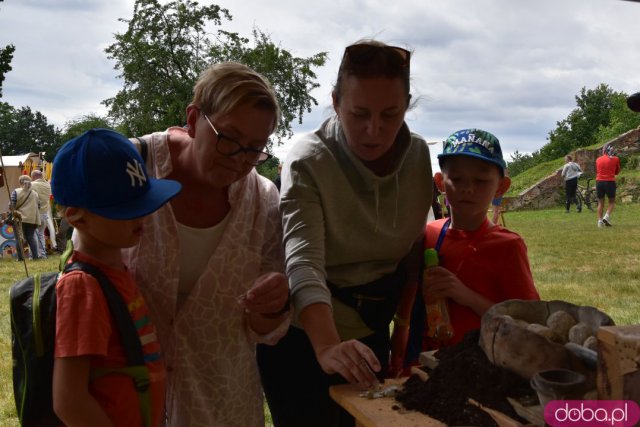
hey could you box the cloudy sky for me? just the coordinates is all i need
[1,0,640,169]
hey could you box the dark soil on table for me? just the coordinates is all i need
[394,329,535,427]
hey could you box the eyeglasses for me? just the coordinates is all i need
[342,44,411,71]
[202,114,273,166]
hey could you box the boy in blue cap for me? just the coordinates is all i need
[50,129,181,426]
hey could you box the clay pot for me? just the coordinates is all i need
[530,368,588,407]
[479,300,614,379]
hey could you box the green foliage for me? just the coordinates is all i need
[0,44,14,99]
[507,156,564,196]
[59,114,114,143]
[0,102,61,160]
[625,154,640,170]
[104,0,327,146]
[255,155,280,181]
[217,29,328,135]
[508,84,638,177]
[595,95,640,144]
[506,150,541,177]
[544,84,622,159]
[0,0,14,100]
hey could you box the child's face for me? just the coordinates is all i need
[437,156,506,219]
[80,211,146,249]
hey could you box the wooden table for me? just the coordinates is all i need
[329,378,446,427]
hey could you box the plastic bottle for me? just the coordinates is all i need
[423,248,454,340]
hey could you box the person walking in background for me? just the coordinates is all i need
[30,169,57,257]
[257,39,432,427]
[10,175,42,260]
[51,128,181,426]
[561,155,583,213]
[595,144,620,227]
[124,62,290,426]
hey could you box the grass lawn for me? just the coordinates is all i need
[1,204,639,424]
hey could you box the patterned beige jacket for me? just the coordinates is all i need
[123,129,287,426]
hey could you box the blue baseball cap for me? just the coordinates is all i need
[438,128,506,174]
[52,128,182,220]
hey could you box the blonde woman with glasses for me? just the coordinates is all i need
[257,40,433,427]
[123,62,290,426]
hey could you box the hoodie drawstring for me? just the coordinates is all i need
[373,174,400,232]
[393,173,399,229]
[373,182,380,233]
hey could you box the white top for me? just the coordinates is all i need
[176,214,230,308]
[562,161,582,181]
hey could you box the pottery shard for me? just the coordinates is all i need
[526,323,563,343]
[568,322,592,345]
[546,310,577,342]
[479,300,615,379]
[583,335,598,351]
[480,314,572,379]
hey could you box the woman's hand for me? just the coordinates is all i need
[240,272,289,317]
[315,340,381,389]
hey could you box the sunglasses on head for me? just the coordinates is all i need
[342,44,411,70]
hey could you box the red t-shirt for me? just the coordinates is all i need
[424,219,539,347]
[55,251,166,426]
[596,155,620,182]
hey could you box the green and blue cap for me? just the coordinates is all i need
[438,128,506,175]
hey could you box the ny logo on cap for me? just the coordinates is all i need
[126,159,147,187]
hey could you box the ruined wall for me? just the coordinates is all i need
[504,126,640,211]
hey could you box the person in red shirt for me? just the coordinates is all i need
[595,144,621,227]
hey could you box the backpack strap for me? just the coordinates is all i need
[62,261,152,427]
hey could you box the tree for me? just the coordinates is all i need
[0,0,16,99]
[507,84,640,177]
[255,155,281,181]
[59,113,114,143]
[0,102,61,160]
[544,84,623,160]
[104,0,327,147]
[595,93,640,144]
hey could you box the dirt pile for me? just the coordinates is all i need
[395,330,534,427]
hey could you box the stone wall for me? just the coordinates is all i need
[504,126,640,211]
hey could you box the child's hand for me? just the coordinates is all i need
[424,266,471,305]
[424,267,494,315]
[239,272,289,317]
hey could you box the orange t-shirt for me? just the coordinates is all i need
[55,251,165,426]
